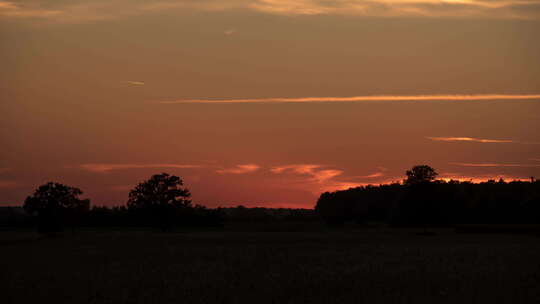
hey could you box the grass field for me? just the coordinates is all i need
[2,229,540,304]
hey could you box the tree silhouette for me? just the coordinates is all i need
[23,182,90,235]
[404,165,438,185]
[403,165,439,234]
[127,173,192,230]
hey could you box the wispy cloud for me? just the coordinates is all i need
[216,164,260,174]
[428,136,540,144]
[358,166,388,178]
[311,169,343,183]
[361,172,385,178]
[0,0,245,23]
[271,164,392,187]
[323,167,392,190]
[0,1,61,18]
[2,0,540,24]
[249,0,540,19]
[158,94,540,104]
[224,28,237,35]
[270,164,389,189]
[125,81,145,86]
[427,136,514,143]
[451,162,540,168]
[270,164,321,174]
[79,163,202,173]
[271,164,344,183]
[347,167,388,179]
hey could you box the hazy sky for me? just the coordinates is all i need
[1,0,539,208]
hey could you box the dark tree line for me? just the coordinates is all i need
[11,165,540,234]
[315,165,540,227]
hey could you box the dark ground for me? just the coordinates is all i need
[2,228,540,304]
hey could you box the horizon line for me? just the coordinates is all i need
[158,94,540,104]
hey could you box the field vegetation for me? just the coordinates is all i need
[2,229,540,304]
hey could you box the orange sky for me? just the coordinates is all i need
[1,0,540,208]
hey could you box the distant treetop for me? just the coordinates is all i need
[404,165,438,185]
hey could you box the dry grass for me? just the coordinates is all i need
[2,229,540,304]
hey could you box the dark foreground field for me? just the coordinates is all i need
[2,229,540,304]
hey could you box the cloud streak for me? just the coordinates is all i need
[0,1,61,18]
[159,94,540,104]
[2,0,540,24]
[270,164,345,183]
[270,164,388,187]
[451,162,540,168]
[249,0,540,19]
[125,81,145,86]
[427,136,514,143]
[360,172,385,178]
[428,137,540,144]
[79,163,203,173]
[271,164,321,174]
[216,164,260,174]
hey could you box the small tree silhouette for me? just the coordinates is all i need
[403,165,439,234]
[127,173,192,231]
[23,182,90,235]
[404,165,438,185]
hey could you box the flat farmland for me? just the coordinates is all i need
[2,229,539,304]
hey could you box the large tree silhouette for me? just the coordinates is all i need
[23,182,90,235]
[127,173,192,230]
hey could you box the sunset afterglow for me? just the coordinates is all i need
[1,0,539,208]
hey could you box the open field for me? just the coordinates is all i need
[2,229,540,304]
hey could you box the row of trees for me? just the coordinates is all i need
[23,173,223,234]
[20,165,540,234]
[316,165,540,228]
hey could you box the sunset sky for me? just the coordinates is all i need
[1,0,539,208]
